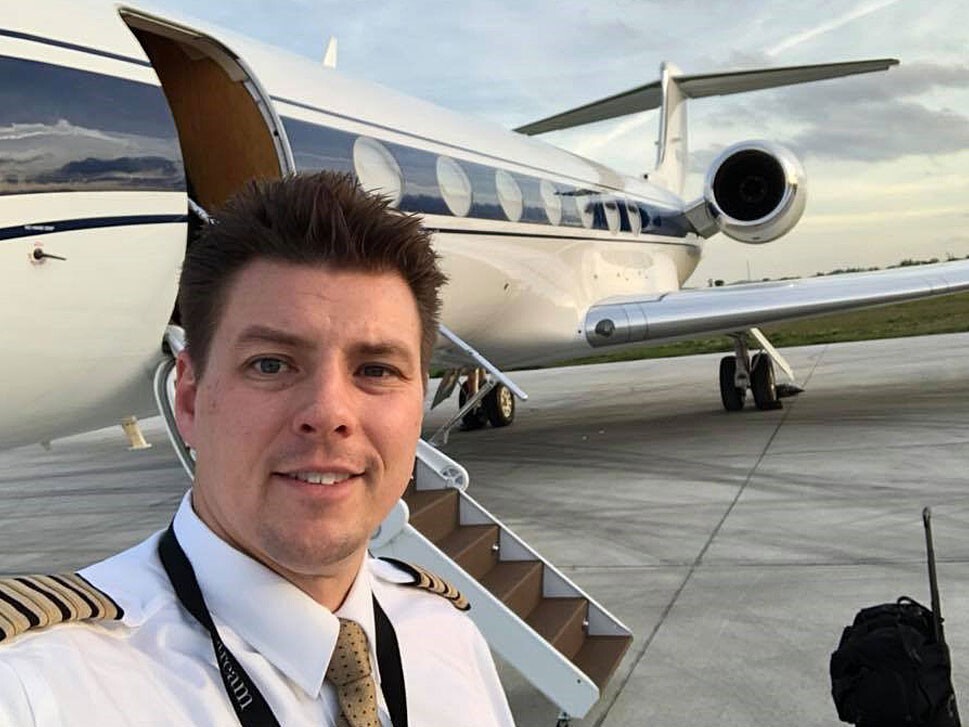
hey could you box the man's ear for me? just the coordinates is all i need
[173,350,199,448]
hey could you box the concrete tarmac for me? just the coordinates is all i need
[2,332,969,726]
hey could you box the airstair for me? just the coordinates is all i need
[372,440,632,721]
[155,326,632,723]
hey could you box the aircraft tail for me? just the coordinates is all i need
[652,62,687,194]
[514,58,898,195]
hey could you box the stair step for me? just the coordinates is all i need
[404,488,458,543]
[401,479,632,699]
[573,635,633,689]
[526,597,587,660]
[480,560,544,620]
[438,524,499,579]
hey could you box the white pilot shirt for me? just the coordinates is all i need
[0,492,515,726]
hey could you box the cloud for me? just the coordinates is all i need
[779,62,969,161]
[688,62,969,164]
[790,101,969,161]
[782,62,969,105]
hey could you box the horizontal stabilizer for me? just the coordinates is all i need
[515,58,898,135]
[584,259,969,348]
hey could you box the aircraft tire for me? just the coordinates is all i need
[719,356,746,412]
[750,353,782,410]
[483,383,515,427]
[458,384,488,430]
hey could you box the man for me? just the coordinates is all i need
[0,172,515,726]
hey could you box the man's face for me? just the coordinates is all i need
[174,260,425,583]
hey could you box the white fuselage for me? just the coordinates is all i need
[0,0,701,449]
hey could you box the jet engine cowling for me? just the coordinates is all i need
[703,140,807,244]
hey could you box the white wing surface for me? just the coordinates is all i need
[584,260,969,347]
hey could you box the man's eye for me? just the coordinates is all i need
[360,364,395,378]
[251,357,288,375]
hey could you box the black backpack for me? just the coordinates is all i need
[830,508,960,727]
[830,597,958,726]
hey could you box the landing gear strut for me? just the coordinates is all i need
[427,325,527,446]
[456,372,516,431]
[719,328,802,412]
[457,372,488,431]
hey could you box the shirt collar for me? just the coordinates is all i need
[171,491,379,698]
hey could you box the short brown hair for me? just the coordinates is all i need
[178,172,446,376]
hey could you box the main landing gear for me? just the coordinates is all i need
[458,372,516,430]
[719,328,803,412]
[427,325,527,446]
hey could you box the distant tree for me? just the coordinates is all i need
[891,257,939,268]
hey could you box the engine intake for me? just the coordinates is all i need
[702,140,807,244]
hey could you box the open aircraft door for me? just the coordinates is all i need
[120,9,293,213]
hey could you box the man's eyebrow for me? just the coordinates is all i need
[234,325,315,350]
[352,340,418,362]
[234,326,416,362]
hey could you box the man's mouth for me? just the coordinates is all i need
[282,471,358,485]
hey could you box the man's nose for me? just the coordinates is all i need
[292,369,356,437]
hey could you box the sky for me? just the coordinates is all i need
[150,0,969,284]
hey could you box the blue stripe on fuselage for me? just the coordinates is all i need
[0,214,187,241]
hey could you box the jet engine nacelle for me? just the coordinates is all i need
[703,140,807,244]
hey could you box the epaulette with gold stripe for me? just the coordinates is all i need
[379,558,469,611]
[0,573,124,643]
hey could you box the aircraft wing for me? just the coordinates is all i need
[584,260,969,347]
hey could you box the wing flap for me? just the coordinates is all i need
[584,260,969,347]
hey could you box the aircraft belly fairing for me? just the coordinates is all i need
[432,230,697,368]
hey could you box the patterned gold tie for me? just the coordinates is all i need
[326,618,380,727]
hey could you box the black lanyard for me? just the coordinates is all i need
[158,525,408,726]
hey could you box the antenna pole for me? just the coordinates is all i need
[923,506,944,643]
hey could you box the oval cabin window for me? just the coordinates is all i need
[540,179,562,225]
[603,198,620,232]
[353,137,403,206]
[495,169,523,222]
[626,200,642,235]
[436,156,473,217]
[577,194,595,229]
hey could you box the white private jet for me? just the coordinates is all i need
[10,4,969,717]
[3,0,969,451]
